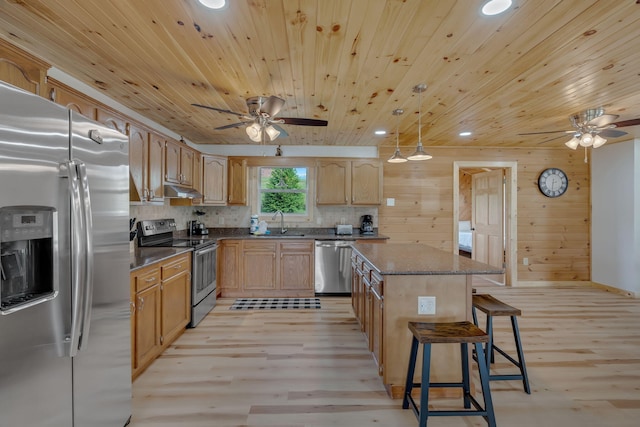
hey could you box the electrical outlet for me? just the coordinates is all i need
[523,257,529,265]
[218,216,224,225]
[387,198,395,206]
[418,296,436,315]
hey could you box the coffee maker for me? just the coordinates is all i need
[360,215,374,234]
[188,220,208,236]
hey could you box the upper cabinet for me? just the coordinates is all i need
[128,124,165,203]
[202,155,227,205]
[165,138,195,188]
[227,157,247,205]
[316,159,382,205]
[48,78,97,120]
[0,39,48,97]
[147,132,166,202]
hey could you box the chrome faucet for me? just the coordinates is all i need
[272,210,287,234]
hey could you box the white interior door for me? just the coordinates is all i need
[472,169,505,270]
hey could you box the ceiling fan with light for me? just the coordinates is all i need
[192,96,327,143]
[519,108,640,150]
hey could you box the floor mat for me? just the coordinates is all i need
[229,297,321,310]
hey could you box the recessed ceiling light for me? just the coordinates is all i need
[374,130,387,135]
[198,0,226,10]
[481,0,512,16]
[459,131,472,136]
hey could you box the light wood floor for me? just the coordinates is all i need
[130,285,640,427]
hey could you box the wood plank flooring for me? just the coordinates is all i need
[130,285,640,427]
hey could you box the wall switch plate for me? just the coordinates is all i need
[523,257,529,265]
[387,198,395,206]
[418,296,436,315]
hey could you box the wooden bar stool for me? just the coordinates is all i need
[402,321,496,427]
[472,294,531,394]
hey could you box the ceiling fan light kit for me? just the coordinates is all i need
[481,0,513,16]
[407,83,433,161]
[197,0,226,10]
[387,108,408,163]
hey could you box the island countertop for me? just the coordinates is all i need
[352,242,504,276]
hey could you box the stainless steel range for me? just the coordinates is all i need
[136,218,217,327]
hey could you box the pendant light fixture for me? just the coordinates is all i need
[407,83,432,161]
[387,108,407,163]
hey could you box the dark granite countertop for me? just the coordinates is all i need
[175,227,389,241]
[130,247,193,272]
[352,243,504,276]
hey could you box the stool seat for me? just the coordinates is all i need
[403,321,496,426]
[409,321,489,344]
[473,294,521,317]
[472,294,531,394]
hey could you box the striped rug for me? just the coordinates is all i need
[229,297,321,310]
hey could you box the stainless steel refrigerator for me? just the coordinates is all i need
[0,82,131,426]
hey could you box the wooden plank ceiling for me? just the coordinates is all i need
[1,0,639,148]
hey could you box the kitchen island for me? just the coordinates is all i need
[351,242,504,399]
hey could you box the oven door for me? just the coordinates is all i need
[192,243,217,305]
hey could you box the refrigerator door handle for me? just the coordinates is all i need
[63,160,85,357]
[77,161,94,351]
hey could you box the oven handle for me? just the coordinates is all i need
[195,244,218,256]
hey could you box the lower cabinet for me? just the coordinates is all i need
[131,252,191,380]
[220,239,314,297]
[351,252,384,376]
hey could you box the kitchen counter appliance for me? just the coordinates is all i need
[0,82,131,426]
[360,214,374,234]
[137,218,217,327]
[188,219,209,236]
[315,240,352,295]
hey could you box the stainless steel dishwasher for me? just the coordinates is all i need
[315,240,353,295]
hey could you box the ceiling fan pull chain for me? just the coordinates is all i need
[584,147,588,163]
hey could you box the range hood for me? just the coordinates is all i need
[163,184,203,199]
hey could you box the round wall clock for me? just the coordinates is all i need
[538,168,568,198]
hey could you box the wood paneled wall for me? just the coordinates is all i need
[379,146,591,283]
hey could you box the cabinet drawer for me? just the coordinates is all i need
[362,261,373,282]
[280,241,313,252]
[135,266,161,293]
[243,241,277,251]
[161,253,190,280]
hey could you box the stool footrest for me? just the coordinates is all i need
[491,374,524,381]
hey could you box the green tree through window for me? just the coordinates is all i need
[260,167,307,214]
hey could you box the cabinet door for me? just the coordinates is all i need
[202,155,227,205]
[164,139,181,184]
[351,160,383,205]
[0,39,48,96]
[316,160,349,205]
[48,78,97,120]
[161,271,191,347]
[128,123,149,201]
[96,107,127,134]
[192,153,203,197]
[134,284,162,373]
[279,241,314,291]
[219,240,241,294]
[243,242,277,290]
[227,157,247,205]
[180,147,195,187]
[148,133,165,202]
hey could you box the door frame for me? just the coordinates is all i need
[453,161,517,286]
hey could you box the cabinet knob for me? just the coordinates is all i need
[137,296,145,311]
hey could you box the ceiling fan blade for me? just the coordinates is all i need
[192,103,246,117]
[536,134,573,145]
[279,117,328,126]
[611,118,640,128]
[260,96,285,117]
[586,114,619,127]
[518,130,573,136]
[272,124,289,137]
[214,121,253,130]
[599,129,628,138]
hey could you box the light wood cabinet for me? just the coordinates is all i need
[220,239,314,297]
[279,241,314,291]
[48,78,97,120]
[148,133,166,202]
[0,38,48,96]
[165,138,195,187]
[130,252,191,380]
[202,155,227,205]
[316,159,383,205]
[227,157,247,205]
[128,123,149,202]
[96,106,127,134]
[243,241,277,291]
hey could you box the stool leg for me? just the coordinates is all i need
[485,315,495,367]
[511,316,531,394]
[474,342,497,427]
[472,305,479,326]
[403,336,419,409]
[420,343,432,426]
[461,343,471,409]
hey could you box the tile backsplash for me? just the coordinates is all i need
[130,202,378,233]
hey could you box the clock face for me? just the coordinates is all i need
[538,168,568,198]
